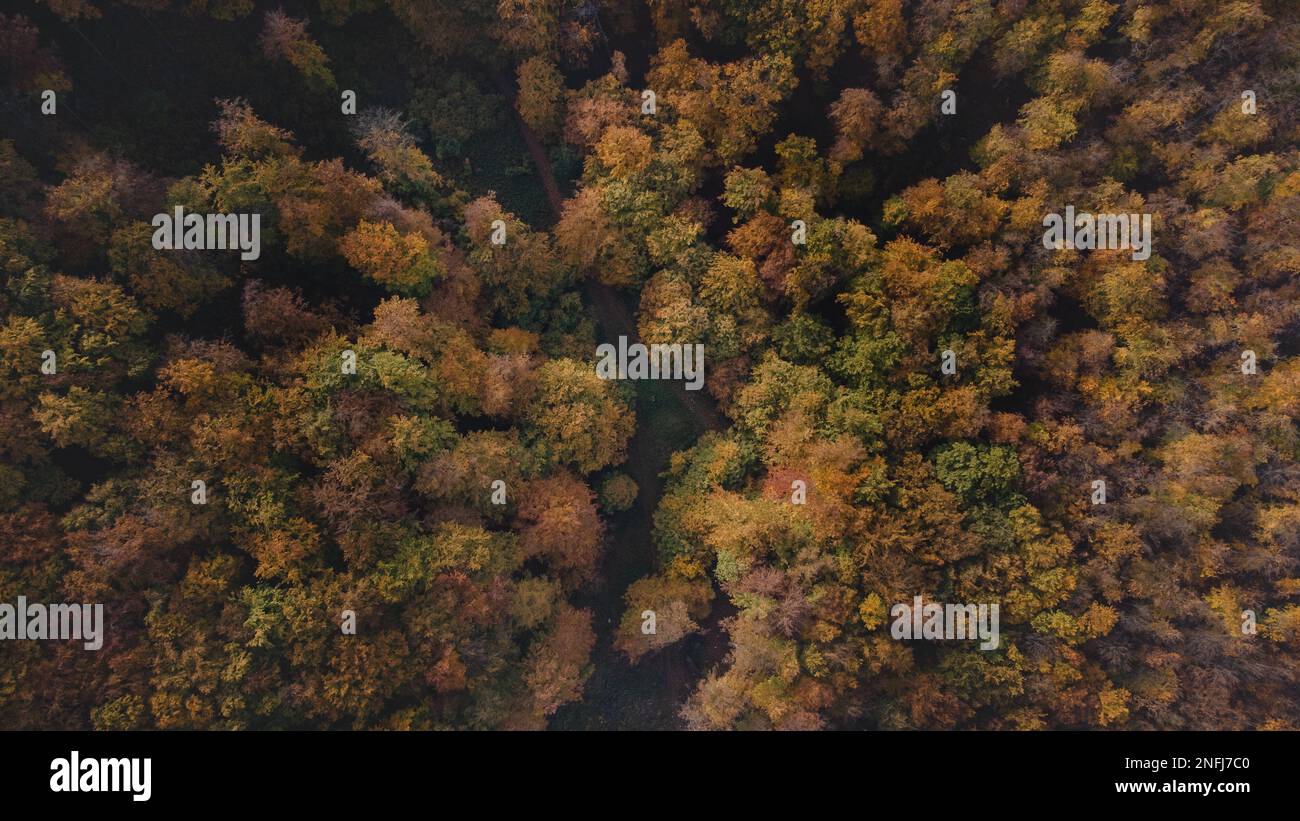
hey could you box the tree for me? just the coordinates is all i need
[341,220,444,296]
[515,474,603,586]
[516,56,565,141]
[260,10,335,89]
[526,358,635,474]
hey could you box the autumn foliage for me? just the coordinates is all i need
[2,0,1299,732]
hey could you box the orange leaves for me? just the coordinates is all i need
[515,474,603,587]
[341,221,443,296]
[614,574,713,662]
[259,10,335,89]
[524,603,595,717]
[526,358,635,474]
[594,126,655,178]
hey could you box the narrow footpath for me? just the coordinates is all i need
[494,71,731,728]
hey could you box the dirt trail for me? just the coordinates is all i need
[493,72,726,433]
[494,71,731,728]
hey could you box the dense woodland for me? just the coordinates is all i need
[1,0,1298,730]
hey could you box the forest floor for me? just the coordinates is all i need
[496,75,733,729]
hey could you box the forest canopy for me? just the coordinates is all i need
[1,0,1298,731]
